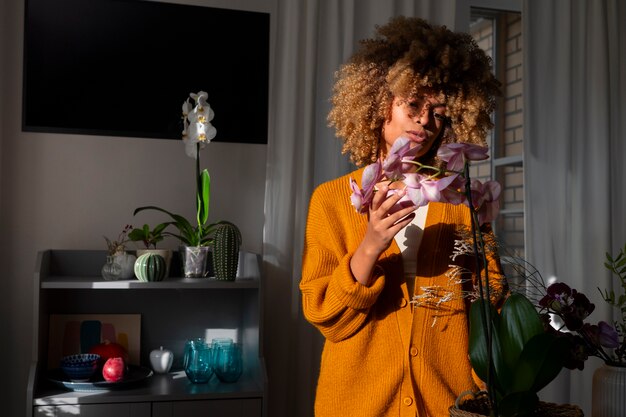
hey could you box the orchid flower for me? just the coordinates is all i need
[468,179,502,225]
[403,173,459,208]
[438,143,489,172]
[183,91,217,159]
[349,161,382,213]
[382,137,421,180]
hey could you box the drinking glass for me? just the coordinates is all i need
[183,338,213,383]
[213,339,242,383]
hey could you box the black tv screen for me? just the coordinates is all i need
[23,0,270,144]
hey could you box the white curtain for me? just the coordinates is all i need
[263,1,455,416]
[524,0,626,415]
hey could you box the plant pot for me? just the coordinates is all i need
[137,249,172,278]
[134,252,167,282]
[592,362,626,417]
[101,251,137,280]
[180,246,211,278]
[449,391,583,417]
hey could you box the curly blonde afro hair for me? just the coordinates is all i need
[328,16,501,167]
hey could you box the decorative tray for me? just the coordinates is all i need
[47,365,153,392]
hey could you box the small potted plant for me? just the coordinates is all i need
[102,225,136,280]
[128,223,173,278]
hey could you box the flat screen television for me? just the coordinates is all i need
[23,0,270,144]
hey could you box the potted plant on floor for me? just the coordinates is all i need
[350,139,584,416]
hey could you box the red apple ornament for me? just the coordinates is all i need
[102,357,126,382]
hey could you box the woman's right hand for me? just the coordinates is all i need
[350,184,416,285]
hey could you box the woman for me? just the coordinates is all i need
[300,17,505,417]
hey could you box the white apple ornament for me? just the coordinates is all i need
[150,346,173,374]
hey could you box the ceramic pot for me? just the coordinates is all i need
[134,253,166,282]
[592,362,626,417]
[136,249,172,278]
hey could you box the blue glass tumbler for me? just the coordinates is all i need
[183,338,213,383]
[212,339,243,383]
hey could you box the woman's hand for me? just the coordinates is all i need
[350,184,416,285]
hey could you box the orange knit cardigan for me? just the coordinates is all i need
[300,168,505,417]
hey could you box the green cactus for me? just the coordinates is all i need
[212,221,242,281]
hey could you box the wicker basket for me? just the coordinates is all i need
[449,391,584,417]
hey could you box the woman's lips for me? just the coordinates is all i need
[406,130,429,143]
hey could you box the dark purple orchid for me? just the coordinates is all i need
[539,282,595,331]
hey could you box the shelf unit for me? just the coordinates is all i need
[27,250,266,417]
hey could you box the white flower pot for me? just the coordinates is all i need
[592,362,626,417]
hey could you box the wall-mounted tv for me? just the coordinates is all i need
[23,0,270,144]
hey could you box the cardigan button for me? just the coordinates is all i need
[399,298,408,308]
[410,346,419,357]
[403,397,413,406]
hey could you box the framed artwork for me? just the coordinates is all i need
[47,314,141,369]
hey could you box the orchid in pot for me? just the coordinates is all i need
[134,91,222,277]
[349,137,583,417]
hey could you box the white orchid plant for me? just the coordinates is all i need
[134,91,221,246]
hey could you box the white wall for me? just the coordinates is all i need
[0,0,273,415]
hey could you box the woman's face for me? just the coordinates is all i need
[382,95,447,157]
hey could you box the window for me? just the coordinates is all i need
[469,8,525,280]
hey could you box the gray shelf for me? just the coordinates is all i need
[28,249,266,417]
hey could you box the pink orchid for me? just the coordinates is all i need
[437,143,489,172]
[440,175,468,205]
[349,161,382,213]
[383,137,421,180]
[404,173,460,207]
[468,179,501,225]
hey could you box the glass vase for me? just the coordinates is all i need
[101,255,123,281]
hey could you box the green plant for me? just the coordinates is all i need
[469,293,570,416]
[134,92,218,247]
[103,224,133,255]
[128,223,170,249]
[354,140,576,416]
[599,242,626,363]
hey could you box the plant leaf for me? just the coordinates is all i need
[197,169,210,227]
[469,299,504,393]
[510,332,569,393]
[499,293,544,371]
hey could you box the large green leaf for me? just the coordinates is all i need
[499,293,544,375]
[511,332,569,393]
[197,169,210,227]
[469,299,504,392]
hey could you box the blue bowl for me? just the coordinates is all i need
[60,353,100,381]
